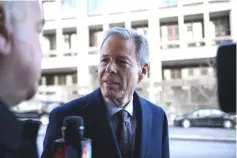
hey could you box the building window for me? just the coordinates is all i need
[45,75,54,86]
[58,75,66,85]
[64,34,70,50]
[175,27,179,37]
[185,21,205,47]
[43,35,56,50]
[186,22,204,40]
[167,25,179,41]
[49,35,56,50]
[187,25,192,32]
[72,73,77,84]
[200,68,208,76]
[171,69,181,79]
[168,28,173,40]
[89,30,103,47]
[133,27,149,38]
[63,33,77,50]
[188,68,194,76]
[212,16,230,37]
[161,24,180,49]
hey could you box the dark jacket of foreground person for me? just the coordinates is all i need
[0,101,40,158]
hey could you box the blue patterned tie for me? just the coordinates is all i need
[117,110,131,158]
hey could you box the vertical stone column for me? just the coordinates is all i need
[204,0,211,46]
[76,0,91,95]
[178,1,185,49]
[56,0,63,56]
[148,0,162,104]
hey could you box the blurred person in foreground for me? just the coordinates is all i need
[42,27,169,158]
[0,1,44,158]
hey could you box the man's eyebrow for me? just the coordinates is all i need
[100,55,132,62]
[101,55,109,58]
[117,56,128,59]
[117,56,131,62]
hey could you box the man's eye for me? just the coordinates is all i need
[101,59,108,62]
[118,60,128,64]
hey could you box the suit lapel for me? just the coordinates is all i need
[86,89,121,158]
[134,92,152,158]
[84,89,152,158]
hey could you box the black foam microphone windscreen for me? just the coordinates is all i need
[63,116,84,146]
[62,116,84,129]
[216,43,236,113]
[52,116,92,158]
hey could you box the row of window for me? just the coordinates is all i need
[39,66,212,87]
[163,67,213,80]
[41,15,230,52]
[39,73,77,86]
[161,16,230,42]
[42,33,77,51]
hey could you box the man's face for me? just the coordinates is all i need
[0,2,44,105]
[98,35,143,102]
[12,2,44,100]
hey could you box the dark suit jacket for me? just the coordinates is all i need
[42,88,170,158]
[0,101,40,158]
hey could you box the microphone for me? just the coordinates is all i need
[216,43,236,113]
[52,116,92,158]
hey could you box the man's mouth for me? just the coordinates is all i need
[105,81,118,85]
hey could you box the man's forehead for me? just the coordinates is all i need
[101,42,136,56]
[27,1,44,20]
[100,50,135,60]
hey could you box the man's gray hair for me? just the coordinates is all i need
[100,27,150,66]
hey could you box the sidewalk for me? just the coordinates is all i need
[168,126,236,142]
[169,134,236,142]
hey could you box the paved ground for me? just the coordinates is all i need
[169,126,236,141]
[170,139,236,158]
[37,125,236,157]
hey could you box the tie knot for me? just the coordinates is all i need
[118,110,129,122]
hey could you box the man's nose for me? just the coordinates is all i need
[106,60,117,74]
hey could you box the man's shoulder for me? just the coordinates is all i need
[50,89,98,116]
[140,97,166,115]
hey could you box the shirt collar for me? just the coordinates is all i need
[104,96,133,117]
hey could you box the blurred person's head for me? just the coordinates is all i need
[0,1,44,107]
[98,27,149,107]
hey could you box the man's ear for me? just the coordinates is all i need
[0,5,11,56]
[138,63,149,81]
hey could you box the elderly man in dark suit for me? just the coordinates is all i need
[0,1,44,158]
[42,27,170,158]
